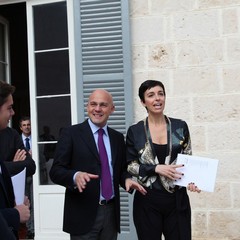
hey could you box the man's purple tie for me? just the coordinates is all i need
[98,128,113,200]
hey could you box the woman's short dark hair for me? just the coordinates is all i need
[138,80,165,103]
[0,80,15,107]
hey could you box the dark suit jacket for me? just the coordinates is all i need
[0,211,16,240]
[0,161,19,239]
[50,120,130,235]
[0,127,36,177]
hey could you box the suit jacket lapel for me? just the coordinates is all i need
[80,120,99,161]
[79,121,119,166]
[107,128,117,167]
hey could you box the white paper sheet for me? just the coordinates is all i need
[11,168,26,205]
[174,154,219,192]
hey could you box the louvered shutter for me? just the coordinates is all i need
[77,0,134,236]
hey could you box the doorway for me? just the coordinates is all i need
[0,2,30,132]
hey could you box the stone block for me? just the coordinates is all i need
[131,16,164,44]
[148,43,176,68]
[172,67,220,95]
[208,211,240,238]
[176,39,224,66]
[173,10,219,39]
[222,8,238,35]
[222,65,240,93]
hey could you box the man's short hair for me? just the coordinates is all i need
[0,80,15,107]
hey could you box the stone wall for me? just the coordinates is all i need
[129,0,240,239]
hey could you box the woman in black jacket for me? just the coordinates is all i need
[126,80,200,240]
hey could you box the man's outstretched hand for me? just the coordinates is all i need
[75,172,99,192]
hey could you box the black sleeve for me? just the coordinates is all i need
[126,126,157,178]
[0,212,17,240]
[3,129,36,177]
[0,208,20,237]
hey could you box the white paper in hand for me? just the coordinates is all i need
[175,154,219,192]
[11,167,26,204]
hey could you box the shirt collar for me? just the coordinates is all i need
[88,119,108,136]
[22,134,31,141]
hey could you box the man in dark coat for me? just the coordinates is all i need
[50,89,146,240]
[0,80,30,239]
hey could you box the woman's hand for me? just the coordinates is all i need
[155,164,184,180]
[187,182,201,193]
[125,178,147,195]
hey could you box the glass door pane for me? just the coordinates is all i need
[0,21,6,81]
[33,1,71,185]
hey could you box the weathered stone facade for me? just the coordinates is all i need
[130,0,240,239]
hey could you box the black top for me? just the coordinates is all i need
[153,143,167,165]
[152,143,168,191]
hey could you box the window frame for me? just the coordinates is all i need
[0,16,10,83]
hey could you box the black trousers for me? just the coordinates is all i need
[70,202,117,240]
[133,188,191,240]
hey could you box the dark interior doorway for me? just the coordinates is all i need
[0,2,30,132]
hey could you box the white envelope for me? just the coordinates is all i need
[175,154,219,192]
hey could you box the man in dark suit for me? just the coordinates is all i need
[50,89,146,240]
[0,211,16,240]
[0,80,30,239]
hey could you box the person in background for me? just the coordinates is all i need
[20,116,32,155]
[126,80,200,240]
[39,125,56,162]
[19,116,35,239]
[39,125,56,184]
[0,80,30,239]
[50,89,146,240]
